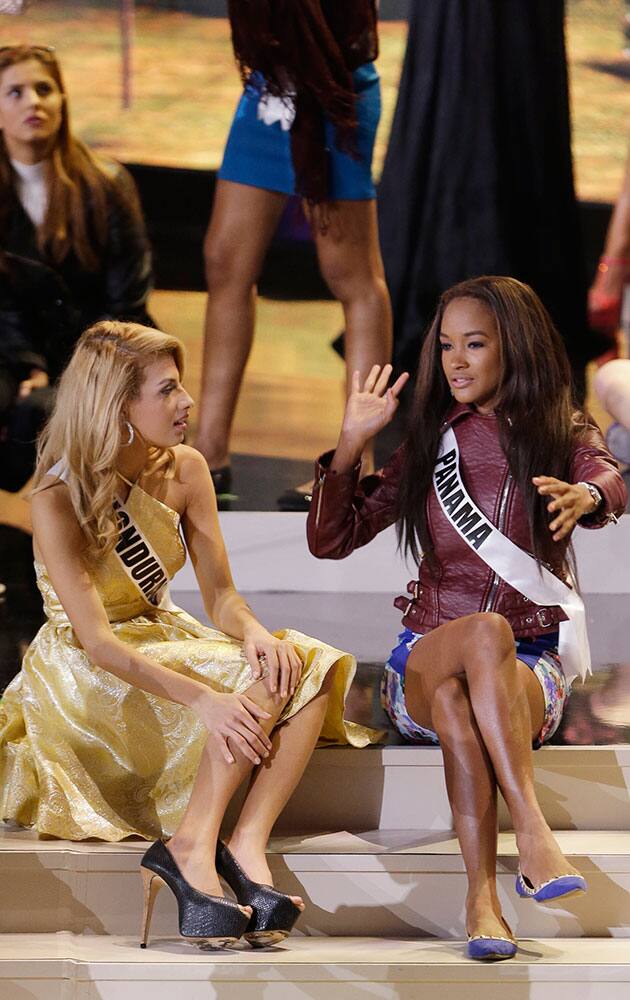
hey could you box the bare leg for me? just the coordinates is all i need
[167,675,289,897]
[405,613,580,891]
[430,675,506,940]
[311,200,392,475]
[167,666,336,906]
[195,181,288,469]
[226,665,337,897]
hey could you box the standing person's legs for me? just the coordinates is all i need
[311,199,392,474]
[195,181,288,472]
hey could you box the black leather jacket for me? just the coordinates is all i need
[0,252,81,386]
[1,160,153,366]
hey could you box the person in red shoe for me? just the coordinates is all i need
[588,146,630,338]
[307,275,627,960]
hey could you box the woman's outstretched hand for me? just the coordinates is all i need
[533,476,598,541]
[196,689,273,766]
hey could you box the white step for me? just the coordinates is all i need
[181,513,630,594]
[2,828,629,939]
[245,744,630,834]
[1,933,629,1000]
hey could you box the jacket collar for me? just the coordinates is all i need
[441,401,499,429]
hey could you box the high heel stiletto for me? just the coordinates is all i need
[216,840,302,948]
[140,840,250,949]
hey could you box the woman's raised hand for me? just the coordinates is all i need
[196,689,273,766]
[341,364,409,448]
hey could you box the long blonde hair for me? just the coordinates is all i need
[34,321,185,558]
[0,45,132,271]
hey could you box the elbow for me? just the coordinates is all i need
[307,530,349,560]
[82,632,120,669]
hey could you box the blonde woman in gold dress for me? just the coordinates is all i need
[0,321,375,948]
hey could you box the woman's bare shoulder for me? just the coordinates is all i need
[173,444,212,485]
[31,477,79,531]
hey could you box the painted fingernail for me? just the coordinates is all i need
[254,757,261,765]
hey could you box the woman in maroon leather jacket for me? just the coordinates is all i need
[307,276,627,961]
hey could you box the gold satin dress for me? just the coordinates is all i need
[0,485,376,842]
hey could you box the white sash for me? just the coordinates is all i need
[433,427,590,683]
[113,496,174,610]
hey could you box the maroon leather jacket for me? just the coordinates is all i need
[307,403,628,640]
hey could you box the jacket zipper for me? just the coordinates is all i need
[314,472,326,530]
[483,472,512,613]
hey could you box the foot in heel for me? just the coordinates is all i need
[216,840,302,946]
[139,840,251,948]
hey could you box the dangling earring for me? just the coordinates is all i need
[123,420,135,446]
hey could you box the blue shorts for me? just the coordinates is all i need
[381,627,569,750]
[218,63,380,200]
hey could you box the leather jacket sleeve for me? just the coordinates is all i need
[570,416,628,526]
[306,444,405,558]
[102,164,153,322]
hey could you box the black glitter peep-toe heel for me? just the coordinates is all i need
[140,840,250,949]
[216,840,302,948]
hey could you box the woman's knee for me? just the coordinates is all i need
[203,233,257,296]
[319,253,383,306]
[464,613,515,668]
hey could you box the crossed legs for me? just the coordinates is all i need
[404,612,579,939]
[167,664,337,906]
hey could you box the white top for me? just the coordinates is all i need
[11,158,48,227]
[47,459,69,483]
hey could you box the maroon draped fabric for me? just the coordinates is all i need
[227,0,378,201]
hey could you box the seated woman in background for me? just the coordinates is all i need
[0,247,80,493]
[0,321,377,950]
[0,44,152,495]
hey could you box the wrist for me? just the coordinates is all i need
[333,432,365,469]
[577,481,602,514]
[598,255,630,272]
[242,622,268,643]
[186,678,218,712]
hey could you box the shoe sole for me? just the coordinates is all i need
[196,936,240,949]
[537,887,586,903]
[245,930,289,948]
[469,952,516,962]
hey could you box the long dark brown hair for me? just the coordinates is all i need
[0,46,117,271]
[227,0,378,201]
[397,276,582,573]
